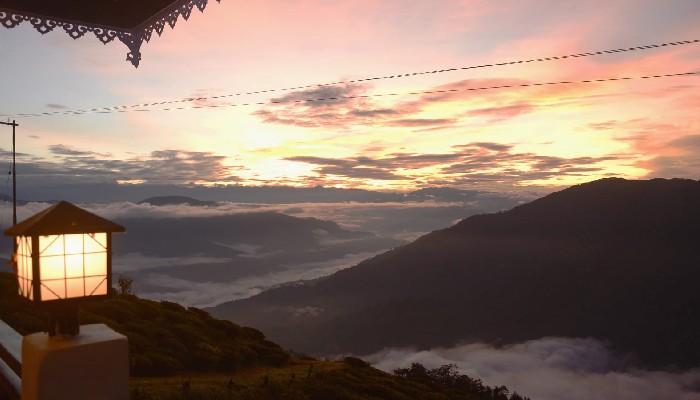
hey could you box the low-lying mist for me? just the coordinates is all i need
[3,198,514,307]
[362,337,700,400]
[117,251,380,307]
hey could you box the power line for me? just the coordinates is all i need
[8,71,699,117]
[3,38,699,119]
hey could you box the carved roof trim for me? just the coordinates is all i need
[0,0,220,67]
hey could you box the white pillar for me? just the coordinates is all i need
[21,324,128,400]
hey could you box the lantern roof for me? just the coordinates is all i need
[0,0,221,67]
[4,201,125,236]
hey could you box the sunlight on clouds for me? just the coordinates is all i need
[236,157,319,185]
[2,0,699,192]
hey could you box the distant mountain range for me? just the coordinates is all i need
[135,191,504,207]
[0,193,28,206]
[13,182,530,205]
[110,211,403,305]
[112,211,399,260]
[208,178,700,369]
[138,195,218,206]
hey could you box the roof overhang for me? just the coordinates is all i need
[0,0,221,67]
[4,201,125,236]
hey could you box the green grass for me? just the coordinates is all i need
[127,357,493,400]
[129,358,344,399]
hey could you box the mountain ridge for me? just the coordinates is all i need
[137,195,218,206]
[209,178,700,368]
[15,182,529,205]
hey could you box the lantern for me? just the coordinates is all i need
[4,201,125,336]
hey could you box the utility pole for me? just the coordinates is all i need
[1,120,18,226]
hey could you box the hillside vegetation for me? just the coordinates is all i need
[0,272,288,376]
[0,272,531,399]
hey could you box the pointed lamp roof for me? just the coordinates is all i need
[4,201,125,237]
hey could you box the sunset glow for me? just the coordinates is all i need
[1,0,699,193]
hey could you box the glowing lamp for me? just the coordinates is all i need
[4,201,125,336]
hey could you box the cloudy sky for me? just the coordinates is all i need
[1,0,699,195]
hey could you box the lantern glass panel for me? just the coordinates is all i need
[40,256,65,280]
[84,253,106,275]
[64,234,83,255]
[66,277,85,298]
[36,233,109,301]
[15,236,33,300]
[85,233,107,253]
[85,276,107,296]
[41,280,64,301]
[65,254,84,278]
[40,235,63,256]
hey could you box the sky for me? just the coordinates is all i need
[1,0,700,197]
[1,4,699,397]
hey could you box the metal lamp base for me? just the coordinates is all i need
[44,303,80,338]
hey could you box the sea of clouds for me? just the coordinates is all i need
[117,250,380,307]
[363,337,700,400]
[3,200,489,307]
[10,199,482,239]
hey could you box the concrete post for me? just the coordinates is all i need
[21,324,128,400]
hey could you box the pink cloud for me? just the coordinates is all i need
[467,103,535,121]
[636,135,700,179]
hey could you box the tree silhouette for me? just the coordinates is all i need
[117,275,133,296]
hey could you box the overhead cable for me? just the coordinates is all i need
[3,38,699,119]
[7,71,698,117]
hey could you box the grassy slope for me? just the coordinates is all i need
[0,272,288,377]
[129,358,489,400]
[0,272,526,399]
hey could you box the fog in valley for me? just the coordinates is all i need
[1,191,525,307]
[364,337,700,400]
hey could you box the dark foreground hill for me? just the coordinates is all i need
[0,272,288,377]
[209,178,700,369]
[0,273,530,400]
